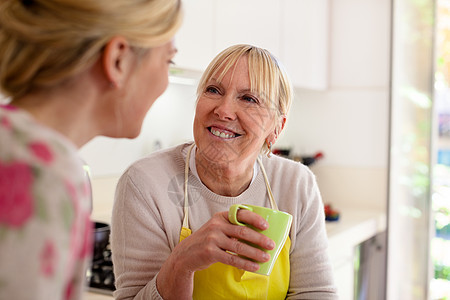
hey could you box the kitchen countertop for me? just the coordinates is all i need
[326,207,386,248]
[85,291,114,300]
[325,207,386,263]
[85,207,386,300]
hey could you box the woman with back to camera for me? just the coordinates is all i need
[111,44,338,299]
[0,0,182,299]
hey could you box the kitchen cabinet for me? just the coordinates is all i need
[214,0,282,58]
[330,246,355,300]
[281,0,329,90]
[85,292,113,300]
[326,208,386,299]
[354,232,387,300]
[174,0,329,90]
[173,0,215,71]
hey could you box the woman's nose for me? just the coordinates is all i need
[213,96,236,120]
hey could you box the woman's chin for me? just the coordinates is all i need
[198,147,239,166]
[105,127,141,140]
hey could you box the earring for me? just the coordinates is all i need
[267,141,272,158]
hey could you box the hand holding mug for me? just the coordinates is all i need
[228,204,293,275]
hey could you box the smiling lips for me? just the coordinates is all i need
[209,127,241,139]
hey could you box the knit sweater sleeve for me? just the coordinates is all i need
[111,170,162,300]
[289,168,337,299]
[264,157,338,299]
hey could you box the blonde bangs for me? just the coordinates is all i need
[197,45,248,97]
[247,48,280,115]
[250,48,293,118]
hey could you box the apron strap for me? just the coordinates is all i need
[257,156,279,211]
[183,144,195,228]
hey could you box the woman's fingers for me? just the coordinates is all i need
[242,223,274,249]
[221,210,275,251]
[176,211,275,272]
[223,235,271,262]
[216,247,261,272]
[234,209,269,231]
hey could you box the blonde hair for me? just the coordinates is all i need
[0,0,183,98]
[197,44,293,152]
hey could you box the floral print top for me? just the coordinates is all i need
[0,104,93,300]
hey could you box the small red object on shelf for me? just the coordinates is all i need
[324,204,340,221]
[301,152,324,166]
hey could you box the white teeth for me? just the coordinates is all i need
[211,128,235,139]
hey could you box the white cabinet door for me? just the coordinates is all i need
[175,0,329,90]
[214,0,282,58]
[333,257,355,300]
[282,0,329,90]
[173,0,215,71]
[330,0,390,88]
[329,245,355,300]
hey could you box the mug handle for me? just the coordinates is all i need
[228,204,252,226]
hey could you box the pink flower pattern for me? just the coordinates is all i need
[0,104,17,111]
[40,240,58,277]
[30,141,54,163]
[0,161,34,228]
[0,115,11,130]
[65,280,74,300]
[0,105,93,300]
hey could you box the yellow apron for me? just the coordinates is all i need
[180,144,291,300]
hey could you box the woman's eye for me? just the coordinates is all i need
[242,95,258,103]
[205,86,220,94]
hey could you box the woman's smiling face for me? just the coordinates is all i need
[193,56,277,166]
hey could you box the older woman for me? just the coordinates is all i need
[111,44,337,299]
[0,0,182,299]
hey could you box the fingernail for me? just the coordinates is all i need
[252,263,260,271]
[263,253,271,261]
[267,240,275,249]
[261,222,268,230]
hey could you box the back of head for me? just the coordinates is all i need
[0,0,183,98]
[197,44,293,119]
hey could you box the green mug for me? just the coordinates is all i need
[228,204,293,276]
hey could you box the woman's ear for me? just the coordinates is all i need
[102,36,133,88]
[278,115,287,135]
[267,115,286,146]
[274,115,287,140]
